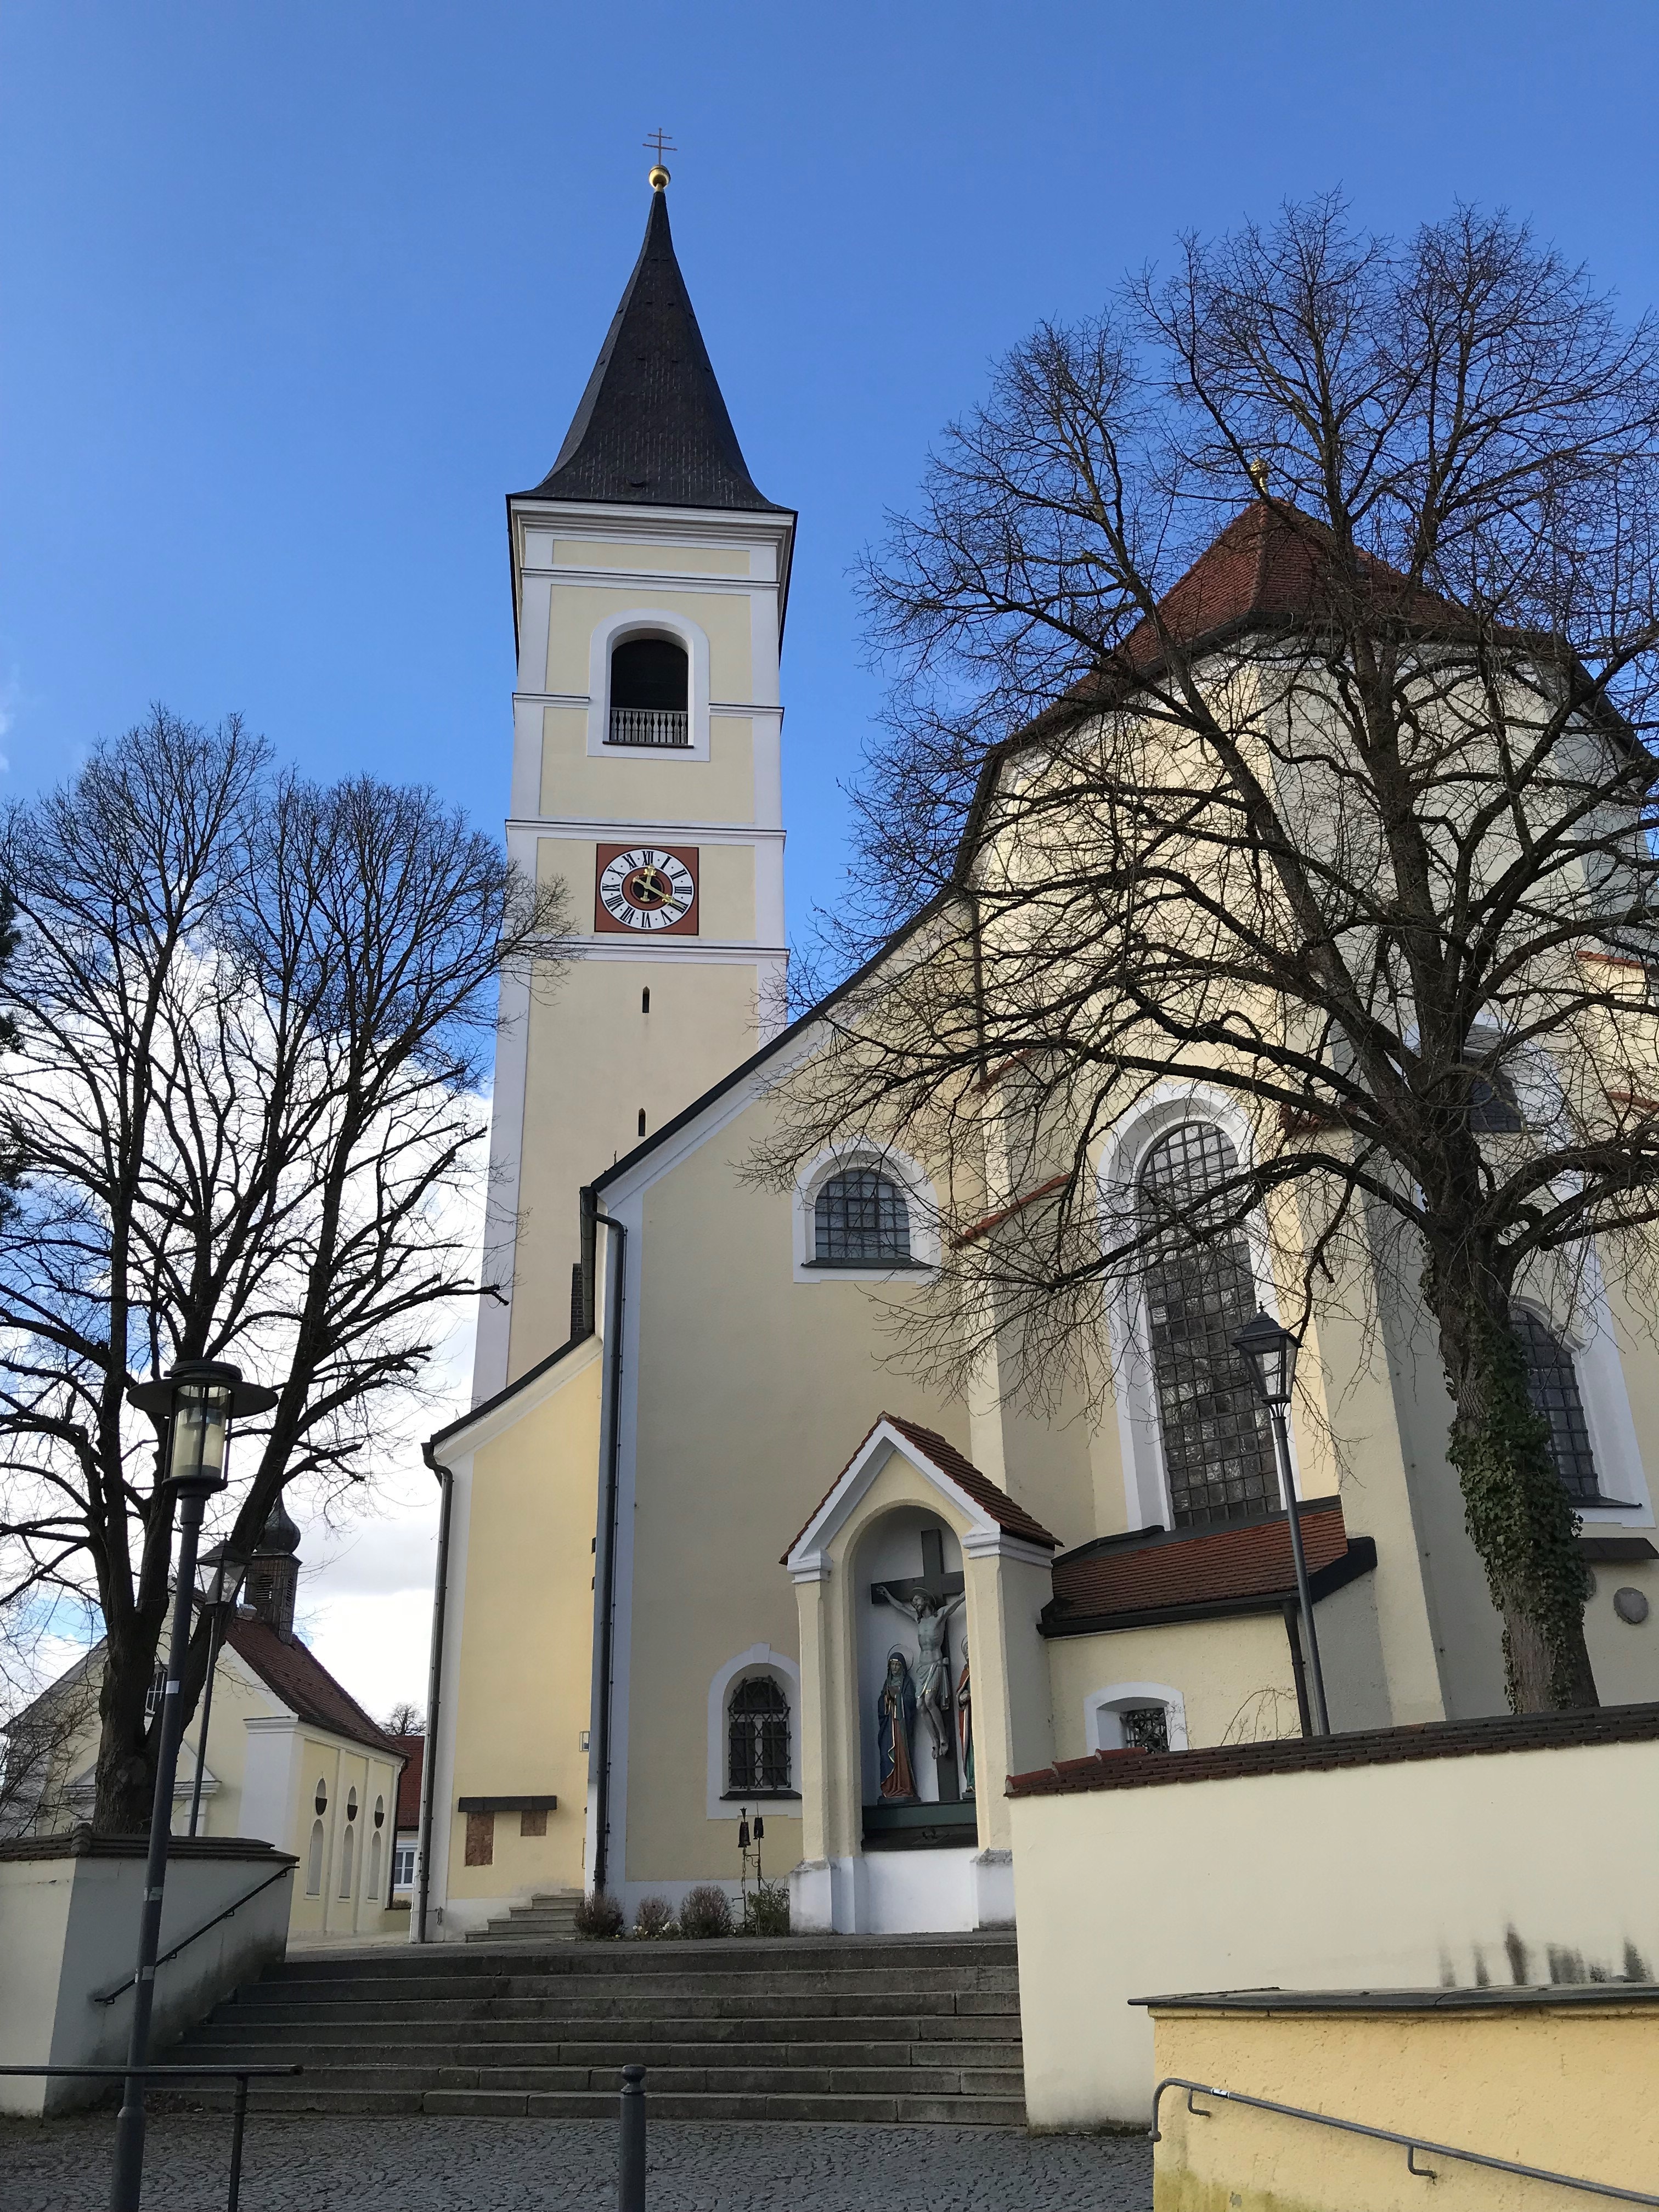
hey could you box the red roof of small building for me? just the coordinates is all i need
[783,1413,1059,1564]
[225,1617,402,1759]
[1045,1498,1359,1629]
[391,1735,424,1828]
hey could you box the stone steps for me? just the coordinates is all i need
[464,1890,583,1945]
[170,1932,1026,2125]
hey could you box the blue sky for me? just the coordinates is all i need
[7,1,1659,968]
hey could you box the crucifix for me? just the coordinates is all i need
[644,128,677,165]
[872,1528,966,1803]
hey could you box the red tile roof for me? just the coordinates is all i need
[1007,1702,1659,1798]
[391,1734,425,1829]
[225,1617,403,1759]
[1045,1498,1357,1629]
[782,1413,1059,1562]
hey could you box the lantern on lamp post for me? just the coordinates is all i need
[111,1360,276,2212]
[1232,1310,1330,1737]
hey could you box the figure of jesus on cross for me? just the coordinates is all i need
[872,1528,966,1801]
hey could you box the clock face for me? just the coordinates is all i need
[594,844,699,935]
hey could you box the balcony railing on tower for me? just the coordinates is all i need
[608,706,690,748]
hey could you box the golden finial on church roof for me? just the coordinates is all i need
[645,128,676,191]
[1247,455,1271,495]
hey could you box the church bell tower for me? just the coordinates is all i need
[474,170,794,1398]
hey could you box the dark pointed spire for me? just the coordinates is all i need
[522,187,782,511]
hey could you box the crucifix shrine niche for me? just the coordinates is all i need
[870,1526,972,1804]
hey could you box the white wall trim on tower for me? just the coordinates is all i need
[471,960,534,1407]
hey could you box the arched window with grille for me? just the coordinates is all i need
[1515,1311,1601,1502]
[727,1675,791,1795]
[813,1167,912,1267]
[1138,1121,1278,1527]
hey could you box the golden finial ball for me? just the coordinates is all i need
[648,164,670,191]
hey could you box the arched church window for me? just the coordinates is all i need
[609,634,690,748]
[306,1819,325,1896]
[1138,1121,1277,1527]
[1515,1310,1600,1502]
[338,1819,355,1898]
[727,1674,791,1795]
[813,1168,912,1266]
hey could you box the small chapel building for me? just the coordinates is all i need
[419,177,1659,1940]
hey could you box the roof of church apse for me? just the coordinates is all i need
[517,185,786,513]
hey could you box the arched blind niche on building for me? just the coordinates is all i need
[813,1167,912,1266]
[1138,1121,1278,1527]
[608,635,689,748]
[1515,1310,1602,1503]
[727,1674,791,1795]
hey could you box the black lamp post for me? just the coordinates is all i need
[185,1539,250,1839]
[111,1359,276,2212]
[1233,1310,1331,1737]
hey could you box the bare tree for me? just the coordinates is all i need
[762,200,1659,1713]
[0,709,566,1829]
[383,1700,424,1736]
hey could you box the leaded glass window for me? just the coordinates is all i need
[1119,1704,1171,1752]
[727,1675,791,1794]
[1515,1311,1600,1502]
[1139,1122,1278,1527]
[814,1168,911,1265]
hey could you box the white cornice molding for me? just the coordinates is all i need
[514,818,785,845]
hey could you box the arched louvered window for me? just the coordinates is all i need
[814,1168,911,1266]
[727,1675,791,1795]
[1515,1311,1600,1502]
[1138,1122,1278,1527]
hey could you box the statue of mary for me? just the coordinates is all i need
[877,1648,918,1800]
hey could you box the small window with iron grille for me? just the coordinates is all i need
[727,1675,791,1795]
[812,1167,912,1266]
[1118,1704,1171,1753]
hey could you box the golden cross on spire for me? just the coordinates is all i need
[644,128,676,190]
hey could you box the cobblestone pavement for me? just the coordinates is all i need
[0,2113,1151,2211]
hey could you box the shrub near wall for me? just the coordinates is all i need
[1006,1706,1659,2129]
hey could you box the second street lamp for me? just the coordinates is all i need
[185,1538,250,1839]
[111,1359,276,2212]
[1233,1309,1331,1737]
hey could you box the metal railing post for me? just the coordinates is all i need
[227,2074,250,2212]
[618,2062,647,2212]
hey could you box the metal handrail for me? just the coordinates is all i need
[0,2066,301,2212]
[91,1860,294,2004]
[1152,2075,1659,2205]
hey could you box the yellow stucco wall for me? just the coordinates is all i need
[444,1340,603,1901]
[545,584,752,701]
[620,1105,973,1887]
[287,1736,403,1940]
[1149,2002,1659,2210]
[1046,1612,1299,1758]
[538,710,759,825]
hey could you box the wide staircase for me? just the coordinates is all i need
[171,1932,1026,2124]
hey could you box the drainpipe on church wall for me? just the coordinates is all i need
[414,1448,456,1944]
[588,1196,628,1897]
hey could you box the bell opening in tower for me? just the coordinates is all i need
[609,634,689,748]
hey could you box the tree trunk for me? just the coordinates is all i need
[1430,1256,1598,1712]
[93,1617,161,1834]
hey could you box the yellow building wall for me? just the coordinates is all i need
[286,1736,403,1941]
[545,584,752,701]
[506,950,765,1375]
[538,710,759,826]
[619,1104,974,1887]
[1046,1613,1299,1759]
[1149,2002,1659,2211]
[444,1341,603,1903]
